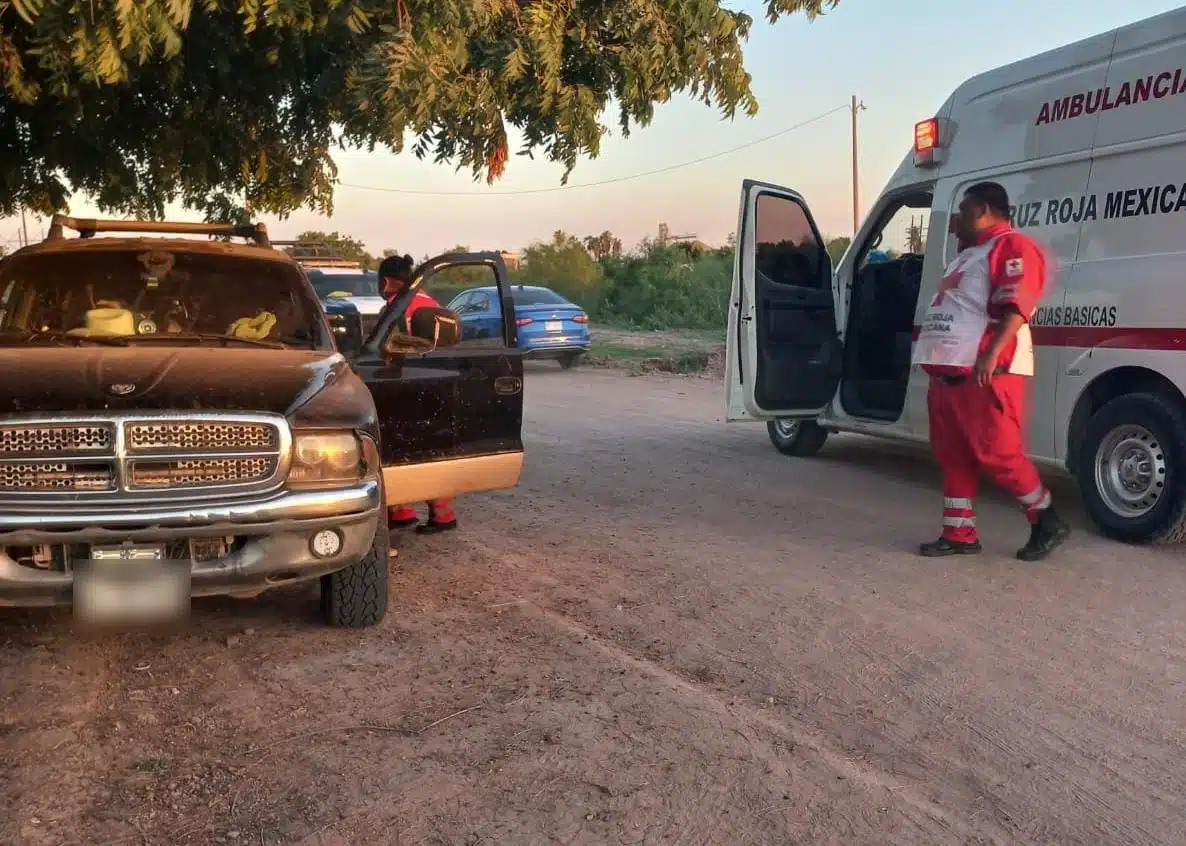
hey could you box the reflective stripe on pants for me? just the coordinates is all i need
[928,374,1050,542]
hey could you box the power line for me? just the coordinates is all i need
[337,103,850,197]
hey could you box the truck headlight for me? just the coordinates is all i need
[289,431,368,488]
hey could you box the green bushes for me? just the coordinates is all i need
[421,282,468,306]
[415,233,850,330]
[591,244,732,330]
[496,233,733,330]
[410,232,733,328]
[517,231,605,307]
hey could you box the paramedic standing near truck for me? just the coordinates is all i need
[912,181,1070,561]
[379,254,459,535]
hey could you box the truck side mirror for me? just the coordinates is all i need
[323,299,364,358]
[408,307,462,348]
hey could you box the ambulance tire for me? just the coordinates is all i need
[766,419,829,457]
[1077,392,1186,545]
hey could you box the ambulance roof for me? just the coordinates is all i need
[880,6,1186,193]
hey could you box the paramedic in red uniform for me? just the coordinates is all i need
[378,254,459,535]
[912,182,1070,560]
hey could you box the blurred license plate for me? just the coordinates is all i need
[74,544,189,627]
[545,320,563,332]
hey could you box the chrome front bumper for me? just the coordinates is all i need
[0,479,383,606]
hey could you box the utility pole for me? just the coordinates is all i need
[19,206,28,247]
[851,95,866,235]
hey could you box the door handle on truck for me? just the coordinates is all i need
[494,376,522,395]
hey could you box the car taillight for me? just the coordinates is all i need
[516,317,534,327]
[572,314,588,323]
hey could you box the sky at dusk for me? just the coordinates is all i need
[2,0,1182,256]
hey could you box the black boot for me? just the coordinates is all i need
[918,536,982,557]
[1016,506,1071,561]
[415,518,457,535]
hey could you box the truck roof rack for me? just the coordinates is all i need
[45,215,271,246]
[299,259,367,269]
[273,240,339,257]
[273,240,365,270]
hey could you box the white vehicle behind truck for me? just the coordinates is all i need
[726,7,1186,545]
[276,242,389,338]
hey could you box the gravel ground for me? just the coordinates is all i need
[2,365,1184,846]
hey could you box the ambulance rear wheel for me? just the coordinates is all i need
[1078,392,1186,545]
[767,419,828,457]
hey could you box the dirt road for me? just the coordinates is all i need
[3,367,1186,845]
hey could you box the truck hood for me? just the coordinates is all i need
[0,347,353,415]
[325,295,386,316]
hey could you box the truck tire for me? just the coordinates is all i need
[1077,392,1186,545]
[766,418,829,457]
[320,522,390,627]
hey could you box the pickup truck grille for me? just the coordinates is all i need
[129,457,276,489]
[0,424,114,456]
[0,461,115,492]
[0,415,289,501]
[126,422,277,453]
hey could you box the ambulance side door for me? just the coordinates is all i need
[727,180,841,421]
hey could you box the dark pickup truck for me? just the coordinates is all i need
[0,216,524,628]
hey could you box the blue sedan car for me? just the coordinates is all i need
[447,285,591,368]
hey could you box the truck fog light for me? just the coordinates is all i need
[310,529,343,559]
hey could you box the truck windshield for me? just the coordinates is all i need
[0,248,332,349]
[307,271,381,300]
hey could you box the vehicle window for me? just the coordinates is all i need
[754,193,826,289]
[510,287,566,306]
[0,249,330,349]
[446,292,472,312]
[855,193,934,269]
[845,194,934,361]
[307,271,380,299]
[422,266,505,348]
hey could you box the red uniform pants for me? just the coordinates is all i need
[928,374,1051,543]
[389,499,455,524]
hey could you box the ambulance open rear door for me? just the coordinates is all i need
[725,179,842,422]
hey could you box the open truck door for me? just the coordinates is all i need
[725,179,842,423]
[352,252,524,506]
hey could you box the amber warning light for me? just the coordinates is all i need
[913,118,942,167]
[914,119,938,153]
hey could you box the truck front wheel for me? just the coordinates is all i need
[766,418,829,457]
[1077,392,1186,545]
[320,522,390,627]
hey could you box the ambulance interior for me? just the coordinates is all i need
[840,191,932,421]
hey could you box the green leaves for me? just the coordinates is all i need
[763,0,838,24]
[8,0,46,25]
[0,0,837,218]
[519,229,603,304]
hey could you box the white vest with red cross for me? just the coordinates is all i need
[911,235,1034,376]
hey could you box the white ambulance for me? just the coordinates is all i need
[726,7,1186,545]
